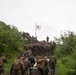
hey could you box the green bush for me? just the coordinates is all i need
[57,60,67,75]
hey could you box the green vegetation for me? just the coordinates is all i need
[0,21,76,75]
[0,21,25,55]
[55,31,76,75]
[0,21,25,74]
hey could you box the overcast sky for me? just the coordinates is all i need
[0,0,76,41]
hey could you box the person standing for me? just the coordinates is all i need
[46,36,49,43]
[31,56,50,75]
[49,53,57,74]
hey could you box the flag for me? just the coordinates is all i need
[35,23,41,37]
[35,24,41,30]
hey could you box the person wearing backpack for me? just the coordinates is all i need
[26,50,35,75]
[10,58,24,75]
[23,57,31,75]
[49,53,56,74]
[31,56,50,75]
[26,50,35,67]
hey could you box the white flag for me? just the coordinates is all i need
[36,24,41,30]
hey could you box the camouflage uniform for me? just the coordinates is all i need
[23,57,31,75]
[10,59,24,75]
[31,56,50,75]
[26,50,35,67]
[49,55,56,74]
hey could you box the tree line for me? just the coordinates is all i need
[55,31,76,75]
[0,21,25,55]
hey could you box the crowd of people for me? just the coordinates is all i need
[0,49,56,75]
[9,48,56,75]
[0,36,57,75]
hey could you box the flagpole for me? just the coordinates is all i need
[35,23,41,39]
[35,23,37,38]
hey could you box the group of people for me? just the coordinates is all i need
[9,48,56,75]
[0,36,56,75]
